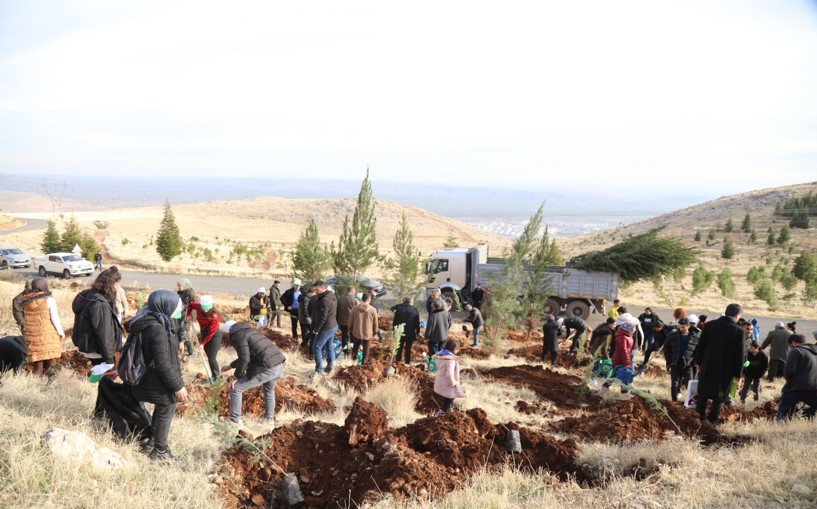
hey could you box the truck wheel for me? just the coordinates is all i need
[566,300,590,319]
[543,298,561,316]
[38,266,47,277]
[441,289,458,311]
[63,269,72,280]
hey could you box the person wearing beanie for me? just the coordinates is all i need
[777,334,817,420]
[761,321,792,381]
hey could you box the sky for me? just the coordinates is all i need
[1,1,816,196]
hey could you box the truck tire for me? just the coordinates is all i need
[543,298,561,316]
[441,289,459,312]
[566,300,590,319]
[38,266,47,277]
[63,269,72,280]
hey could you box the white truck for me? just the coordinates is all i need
[33,252,95,279]
[425,245,619,319]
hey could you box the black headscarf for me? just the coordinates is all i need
[129,289,180,339]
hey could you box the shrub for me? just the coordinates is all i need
[93,220,109,230]
[724,218,734,232]
[692,265,715,295]
[121,238,130,246]
[694,230,701,242]
[747,266,766,285]
[793,251,817,280]
[717,269,736,298]
[721,237,735,259]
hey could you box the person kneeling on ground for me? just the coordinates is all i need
[433,339,465,413]
[777,334,817,420]
[221,321,286,427]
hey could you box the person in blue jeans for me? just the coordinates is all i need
[221,320,287,425]
[310,281,338,374]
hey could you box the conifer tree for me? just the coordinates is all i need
[766,227,776,246]
[60,216,83,252]
[741,213,752,233]
[724,218,734,233]
[385,213,423,299]
[694,230,702,242]
[332,169,379,281]
[42,220,62,253]
[155,201,184,262]
[748,229,757,245]
[291,218,332,284]
[777,224,791,245]
[721,237,735,259]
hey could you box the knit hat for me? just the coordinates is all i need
[200,295,213,311]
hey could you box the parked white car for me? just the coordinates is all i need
[0,246,31,269]
[33,252,95,279]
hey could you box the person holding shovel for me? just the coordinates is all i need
[186,295,222,381]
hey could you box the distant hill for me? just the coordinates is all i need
[560,181,817,319]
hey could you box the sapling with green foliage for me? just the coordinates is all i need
[741,213,752,233]
[291,218,332,284]
[721,237,735,259]
[41,220,61,253]
[777,224,791,245]
[767,227,776,246]
[523,224,560,339]
[707,229,717,241]
[793,251,817,281]
[694,230,701,242]
[692,265,714,295]
[748,229,757,245]
[717,269,737,298]
[332,169,379,282]
[155,201,184,262]
[384,213,424,300]
[724,218,734,232]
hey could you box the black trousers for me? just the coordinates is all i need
[203,330,221,377]
[541,350,558,366]
[739,376,761,401]
[696,393,725,424]
[440,397,454,412]
[670,364,694,402]
[151,401,177,450]
[290,314,304,340]
[396,338,414,364]
[767,360,785,381]
[339,325,350,349]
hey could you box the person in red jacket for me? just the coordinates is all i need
[186,295,222,379]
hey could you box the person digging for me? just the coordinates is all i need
[221,320,287,428]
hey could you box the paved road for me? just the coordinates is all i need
[0,217,49,235]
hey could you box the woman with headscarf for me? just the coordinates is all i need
[22,277,64,375]
[186,295,222,378]
[126,289,188,461]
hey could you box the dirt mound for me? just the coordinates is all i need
[222,327,298,350]
[479,364,599,410]
[551,396,724,445]
[457,346,489,360]
[177,376,335,418]
[215,407,579,508]
[506,327,541,342]
[55,350,91,377]
[719,400,778,423]
[345,397,389,446]
[377,316,392,330]
[333,358,391,392]
[392,362,442,415]
[506,343,593,369]
[334,359,442,415]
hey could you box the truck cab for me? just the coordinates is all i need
[425,245,488,310]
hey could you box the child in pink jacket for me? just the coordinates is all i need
[433,339,466,413]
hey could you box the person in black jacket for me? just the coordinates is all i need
[392,296,421,364]
[739,341,768,404]
[221,321,287,426]
[463,304,484,347]
[588,318,615,358]
[777,334,817,420]
[11,279,31,334]
[563,316,588,355]
[663,318,700,402]
[0,335,27,373]
[280,279,304,341]
[310,281,338,374]
[541,314,560,366]
[127,289,188,461]
[694,304,745,424]
[249,288,271,327]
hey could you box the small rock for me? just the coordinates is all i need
[366,453,375,462]
[792,484,811,495]
[214,476,224,485]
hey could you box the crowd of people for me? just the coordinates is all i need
[2,272,816,461]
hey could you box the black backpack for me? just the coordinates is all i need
[117,331,149,386]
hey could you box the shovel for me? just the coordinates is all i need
[198,345,214,384]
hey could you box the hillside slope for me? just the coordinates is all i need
[560,181,817,319]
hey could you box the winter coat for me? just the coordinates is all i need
[464,308,484,330]
[664,328,701,368]
[744,350,769,380]
[269,285,283,309]
[425,309,452,343]
[782,344,817,393]
[588,324,614,357]
[12,290,26,333]
[72,289,122,364]
[0,335,27,372]
[177,288,197,307]
[638,313,660,339]
[297,293,311,326]
[115,285,129,318]
[186,302,221,346]
[227,322,286,379]
[311,291,338,332]
[127,314,184,406]
[391,303,421,342]
[281,288,300,317]
[249,294,271,317]
[761,327,792,362]
[336,293,357,327]
[694,315,745,400]
[433,353,465,399]
[542,320,560,353]
[349,302,378,340]
[612,327,633,368]
[471,287,485,307]
[22,292,62,363]
[563,316,587,332]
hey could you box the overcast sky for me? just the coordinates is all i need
[1,1,816,195]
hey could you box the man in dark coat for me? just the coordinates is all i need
[638,307,660,350]
[777,334,817,420]
[310,281,338,374]
[221,321,287,425]
[268,280,283,328]
[471,283,485,310]
[563,315,588,355]
[663,317,701,402]
[249,288,271,327]
[280,279,303,341]
[761,321,792,381]
[463,304,484,347]
[392,296,421,364]
[588,318,615,358]
[336,286,357,354]
[12,279,31,334]
[425,299,452,355]
[541,315,560,366]
[694,303,745,424]
[127,290,188,461]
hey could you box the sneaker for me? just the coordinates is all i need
[470,343,478,348]
[434,409,444,416]
[263,417,275,432]
[139,438,154,453]
[148,447,177,462]
[223,418,243,428]
[753,393,759,401]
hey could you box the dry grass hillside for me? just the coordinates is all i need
[4,197,511,278]
[560,181,817,319]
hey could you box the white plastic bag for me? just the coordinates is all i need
[684,379,699,409]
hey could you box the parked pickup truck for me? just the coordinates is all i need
[33,252,95,279]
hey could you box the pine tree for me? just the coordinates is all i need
[332,169,379,280]
[717,269,737,298]
[523,223,561,338]
[721,237,735,259]
[707,229,716,241]
[60,216,83,252]
[155,201,184,262]
[777,224,791,245]
[724,218,734,233]
[81,232,99,262]
[790,210,810,229]
[291,218,332,284]
[748,229,757,245]
[42,220,62,253]
[694,230,702,242]
[793,251,817,280]
[766,227,776,246]
[741,213,752,233]
[385,213,423,299]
